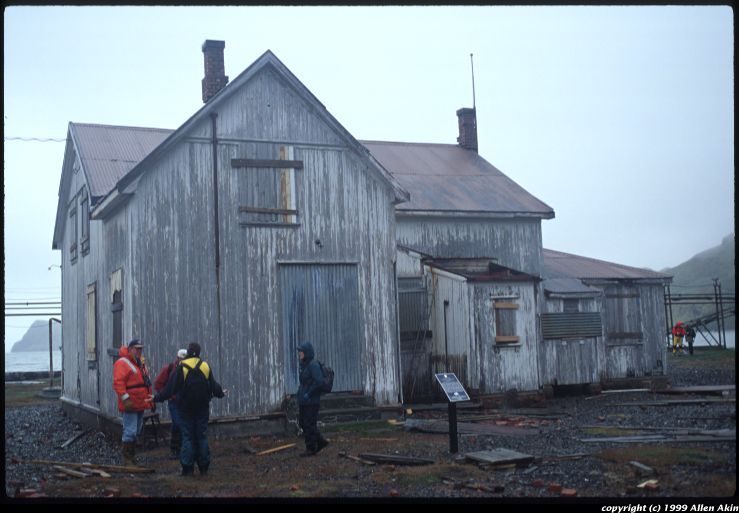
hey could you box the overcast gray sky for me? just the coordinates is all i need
[3,6,734,350]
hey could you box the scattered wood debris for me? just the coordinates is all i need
[637,479,659,490]
[629,461,655,475]
[657,385,735,395]
[465,448,534,467]
[404,418,540,437]
[52,465,91,478]
[607,398,735,407]
[358,452,435,466]
[256,443,296,456]
[21,459,155,473]
[338,451,376,466]
[60,429,92,449]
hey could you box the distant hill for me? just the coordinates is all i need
[10,320,62,352]
[661,233,735,329]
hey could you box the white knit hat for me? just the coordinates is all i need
[177,349,188,359]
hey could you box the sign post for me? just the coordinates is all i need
[434,373,470,453]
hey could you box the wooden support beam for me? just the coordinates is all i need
[22,459,155,473]
[231,159,303,169]
[338,451,376,466]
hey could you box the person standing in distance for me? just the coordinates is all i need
[152,342,227,476]
[113,339,154,466]
[296,341,329,457]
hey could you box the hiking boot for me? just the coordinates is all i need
[181,466,194,476]
[198,464,209,476]
[122,442,137,467]
[299,450,317,457]
[316,438,329,453]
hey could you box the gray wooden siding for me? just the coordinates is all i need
[426,269,474,389]
[396,217,543,276]
[84,67,401,420]
[473,283,540,393]
[539,294,606,385]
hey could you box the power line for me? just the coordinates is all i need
[4,136,65,142]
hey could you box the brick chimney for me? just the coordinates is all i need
[201,40,229,103]
[456,107,478,152]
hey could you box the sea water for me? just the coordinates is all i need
[4,350,63,373]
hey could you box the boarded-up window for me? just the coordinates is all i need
[494,301,519,344]
[80,192,90,255]
[563,298,579,313]
[86,283,97,361]
[237,145,300,226]
[110,269,123,349]
[398,278,429,341]
[69,205,78,264]
[604,286,643,344]
[541,312,602,340]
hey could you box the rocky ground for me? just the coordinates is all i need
[4,349,736,501]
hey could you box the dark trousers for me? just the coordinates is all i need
[179,404,210,472]
[168,400,183,453]
[298,404,324,452]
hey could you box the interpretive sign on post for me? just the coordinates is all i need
[434,373,470,403]
[434,373,470,453]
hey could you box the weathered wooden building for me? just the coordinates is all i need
[374,110,670,400]
[540,249,670,386]
[53,40,671,425]
[52,43,409,430]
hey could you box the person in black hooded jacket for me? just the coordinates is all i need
[296,341,329,457]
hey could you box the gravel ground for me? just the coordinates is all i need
[4,356,735,498]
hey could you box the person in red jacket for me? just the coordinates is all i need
[113,339,154,466]
[154,348,187,458]
[671,321,686,354]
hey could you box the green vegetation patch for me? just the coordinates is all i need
[4,378,61,407]
[596,445,724,467]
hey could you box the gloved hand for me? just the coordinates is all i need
[122,397,135,412]
[302,393,310,402]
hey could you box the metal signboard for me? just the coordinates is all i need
[434,373,470,403]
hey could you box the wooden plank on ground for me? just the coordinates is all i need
[256,443,296,456]
[338,451,376,466]
[52,465,90,478]
[23,459,154,473]
[606,398,735,407]
[465,449,534,466]
[60,429,91,449]
[404,418,539,437]
[358,453,435,466]
[657,385,735,395]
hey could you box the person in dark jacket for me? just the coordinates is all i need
[685,324,696,355]
[154,348,187,458]
[296,341,329,457]
[152,342,227,476]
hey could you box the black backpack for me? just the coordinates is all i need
[318,361,334,394]
[179,360,211,411]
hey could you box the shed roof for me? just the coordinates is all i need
[542,278,602,295]
[69,123,173,200]
[542,248,671,281]
[426,258,538,283]
[361,140,555,218]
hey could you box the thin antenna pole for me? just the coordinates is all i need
[470,53,476,110]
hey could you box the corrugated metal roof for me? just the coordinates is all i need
[542,248,671,281]
[542,278,602,295]
[69,123,173,199]
[360,140,555,217]
[426,258,538,282]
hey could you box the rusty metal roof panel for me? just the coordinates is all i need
[543,249,670,281]
[70,123,173,199]
[360,140,554,217]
